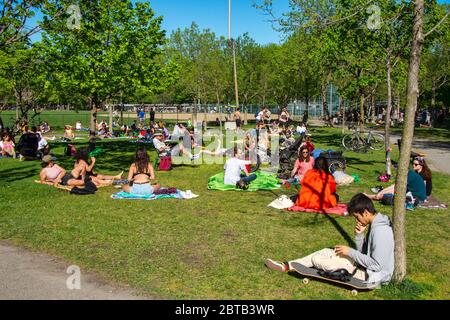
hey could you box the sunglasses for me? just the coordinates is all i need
[413,162,421,166]
[302,151,309,154]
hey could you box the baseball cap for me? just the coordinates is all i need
[42,155,53,163]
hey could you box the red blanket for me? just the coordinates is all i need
[287,203,348,216]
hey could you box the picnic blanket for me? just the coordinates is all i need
[34,180,73,191]
[418,195,448,209]
[207,171,281,191]
[287,204,348,216]
[111,189,198,200]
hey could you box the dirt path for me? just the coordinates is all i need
[0,242,150,300]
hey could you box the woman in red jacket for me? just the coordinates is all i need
[295,156,338,210]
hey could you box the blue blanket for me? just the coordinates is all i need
[111,189,197,200]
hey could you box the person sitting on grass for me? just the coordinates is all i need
[300,134,315,153]
[0,132,16,158]
[122,147,160,195]
[412,156,432,198]
[74,148,123,187]
[224,146,255,189]
[283,146,315,186]
[40,155,85,187]
[365,169,427,205]
[153,132,199,160]
[293,156,338,210]
[265,193,394,284]
[64,125,75,140]
[17,126,39,159]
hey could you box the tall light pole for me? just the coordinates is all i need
[228,0,242,123]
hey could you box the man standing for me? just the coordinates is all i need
[139,109,145,126]
[234,108,242,131]
[150,107,155,124]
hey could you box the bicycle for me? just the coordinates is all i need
[342,126,385,152]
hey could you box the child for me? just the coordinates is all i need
[0,133,16,158]
[266,193,394,284]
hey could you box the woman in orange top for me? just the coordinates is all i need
[295,156,338,210]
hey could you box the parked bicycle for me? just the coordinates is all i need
[342,126,385,152]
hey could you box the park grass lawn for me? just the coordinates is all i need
[0,127,448,299]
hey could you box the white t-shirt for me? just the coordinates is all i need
[38,137,48,150]
[152,138,167,152]
[224,157,251,185]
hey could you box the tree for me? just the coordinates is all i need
[39,0,176,135]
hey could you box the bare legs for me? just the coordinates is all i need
[364,184,395,200]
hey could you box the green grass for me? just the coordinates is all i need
[0,127,448,299]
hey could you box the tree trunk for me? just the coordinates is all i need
[385,49,393,177]
[321,84,333,127]
[359,94,365,132]
[392,0,424,283]
[342,98,346,134]
[109,104,113,132]
[89,98,97,137]
[431,79,436,109]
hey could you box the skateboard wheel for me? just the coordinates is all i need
[303,278,309,285]
[351,289,358,296]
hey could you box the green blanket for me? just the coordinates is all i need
[207,171,281,191]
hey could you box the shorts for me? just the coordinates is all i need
[236,119,241,127]
[131,183,154,195]
[61,173,75,186]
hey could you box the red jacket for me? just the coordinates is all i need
[295,169,337,210]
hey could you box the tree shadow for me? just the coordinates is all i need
[0,165,39,183]
[323,215,355,247]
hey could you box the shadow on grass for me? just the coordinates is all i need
[0,165,39,183]
[323,215,355,247]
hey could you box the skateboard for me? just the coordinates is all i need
[290,262,379,296]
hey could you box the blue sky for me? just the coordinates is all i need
[28,0,450,45]
[150,0,290,44]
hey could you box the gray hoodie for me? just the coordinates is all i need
[348,213,394,284]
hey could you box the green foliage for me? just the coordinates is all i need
[37,0,177,109]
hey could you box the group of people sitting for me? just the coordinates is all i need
[0,125,50,160]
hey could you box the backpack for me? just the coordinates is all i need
[317,268,354,282]
[70,178,98,195]
[158,156,172,171]
[236,179,249,190]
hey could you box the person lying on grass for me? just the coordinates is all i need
[364,168,427,205]
[293,156,339,210]
[224,146,255,189]
[266,193,394,284]
[74,147,123,187]
[122,147,161,195]
[40,155,84,187]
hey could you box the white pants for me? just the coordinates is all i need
[288,248,366,280]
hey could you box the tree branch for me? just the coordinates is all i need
[424,12,449,38]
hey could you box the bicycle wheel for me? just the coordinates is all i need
[342,134,355,150]
[368,133,385,150]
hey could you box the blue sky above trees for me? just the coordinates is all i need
[27,0,450,45]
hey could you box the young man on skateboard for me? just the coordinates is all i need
[265,193,394,284]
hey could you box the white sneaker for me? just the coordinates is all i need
[265,259,288,272]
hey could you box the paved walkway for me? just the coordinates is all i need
[389,134,450,175]
[0,242,149,300]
